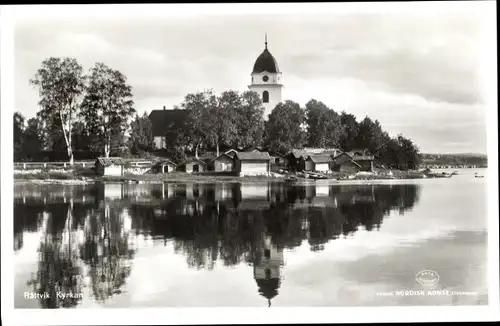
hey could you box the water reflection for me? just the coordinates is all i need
[14,182,420,308]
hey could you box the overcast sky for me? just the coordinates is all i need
[11,3,494,154]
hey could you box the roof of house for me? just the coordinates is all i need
[152,158,177,167]
[307,155,333,163]
[148,109,189,137]
[353,155,375,161]
[302,147,341,153]
[332,152,354,160]
[289,149,311,159]
[323,149,342,155]
[270,152,287,158]
[182,157,207,165]
[235,151,272,161]
[212,153,234,162]
[96,157,124,166]
[289,148,340,159]
[224,149,238,157]
[349,149,369,156]
[197,155,216,162]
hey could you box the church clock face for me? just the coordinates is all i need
[262,75,269,82]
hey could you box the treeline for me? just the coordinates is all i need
[15,56,421,170]
[420,153,487,167]
[14,111,154,162]
[165,90,421,169]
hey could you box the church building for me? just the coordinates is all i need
[248,34,284,119]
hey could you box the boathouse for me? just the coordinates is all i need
[332,153,362,173]
[234,151,272,176]
[352,155,375,172]
[181,158,207,173]
[212,153,235,172]
[94,157,125,176]
[270,152,288,169]
[151,159,177,174]
[304,155,333,172]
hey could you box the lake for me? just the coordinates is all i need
[13,168,488,308]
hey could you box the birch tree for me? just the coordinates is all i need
[30,57,85,165]
[80,63,135,158]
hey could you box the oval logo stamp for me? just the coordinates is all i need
[415,270,440,285]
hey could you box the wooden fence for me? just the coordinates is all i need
[14,160,154,170]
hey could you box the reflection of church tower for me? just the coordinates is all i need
[248,34,284,119]
[253,235,284,307]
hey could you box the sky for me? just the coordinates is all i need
[10,3,495,154]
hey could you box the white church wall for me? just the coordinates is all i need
[248,83,283,119]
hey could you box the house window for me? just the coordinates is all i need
[263,91,269,103]
[264,248,271,259]
[275,158,279,164]
[193,164,199,172]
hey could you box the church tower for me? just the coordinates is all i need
[249,34,284,119]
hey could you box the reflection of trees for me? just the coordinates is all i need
[14,199,46,252]
[27,201,84,308]
[130,183,421,264]
[79,201,135,302]
[18,185,136,307]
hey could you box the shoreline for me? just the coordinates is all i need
[13,172,457,186]
[12,166,473,186]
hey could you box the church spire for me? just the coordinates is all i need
[265,33,268,50]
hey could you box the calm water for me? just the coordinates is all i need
[14,168,488,308]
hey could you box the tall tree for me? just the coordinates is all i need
[354,116,384,154]
[80,63,135,158]
[305,99,344,148]
[339,112,359,151]
[182,90,218,158]
[379,136,401,169]
[128,112,155,155]
[209,90,239,157]
[265,100,306,153]
[30,57,85,165]
[14,112,25,161]
[234,91,265,150]
[397,134,421,170]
